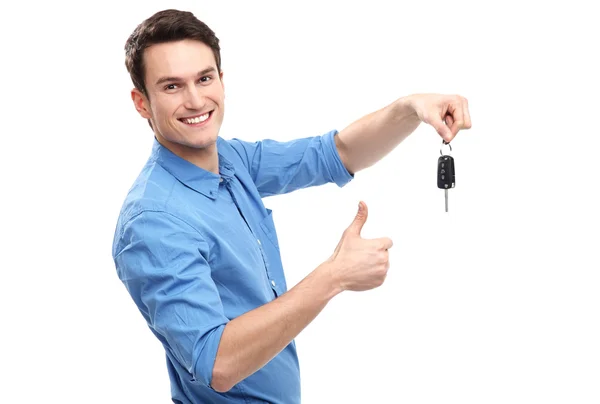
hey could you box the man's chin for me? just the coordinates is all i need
[156,133,216,151]
[185,133,219,149]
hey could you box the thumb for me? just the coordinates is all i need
[431,116,453,143]
[347,201,368,236]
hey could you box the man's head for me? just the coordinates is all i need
[125,9,225,155]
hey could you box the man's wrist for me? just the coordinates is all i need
[314,262,344,300]
[393,95,419,121]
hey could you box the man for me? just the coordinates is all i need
[112,8,471,404]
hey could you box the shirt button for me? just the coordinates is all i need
[219,177,223,182]
[257,239,261,245]
[271,280,276,287]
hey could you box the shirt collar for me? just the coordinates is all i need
[150,137,235,200]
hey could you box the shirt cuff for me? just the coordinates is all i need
[322,129,354,187]
[193,323,227,388]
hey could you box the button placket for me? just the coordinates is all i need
[255,235,277,294]
[225,179,276,296]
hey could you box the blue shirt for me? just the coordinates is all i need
[112,130,353,403]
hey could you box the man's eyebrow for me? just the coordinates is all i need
[155,67,217,86]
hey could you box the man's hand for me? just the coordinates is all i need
[404,93,472,143]
[335,93,472,174]
[325,201,393,292]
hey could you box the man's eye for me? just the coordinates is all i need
[199,76,212,83]
[166,84,178,90]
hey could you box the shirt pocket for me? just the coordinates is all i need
[259,208,280,251]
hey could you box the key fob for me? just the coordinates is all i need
[437,155,455,189]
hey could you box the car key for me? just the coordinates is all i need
[437,140,455,212]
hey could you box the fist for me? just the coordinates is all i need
[327,201,393,292]
[406,93,472,143]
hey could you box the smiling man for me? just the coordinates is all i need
[112,8,471,404]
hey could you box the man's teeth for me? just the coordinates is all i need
[182,113,209,124]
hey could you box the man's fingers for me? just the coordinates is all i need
[444,114,454,128]
[448,102,466,138]
[431,116,454,143]
[447,96,472,137]
[371,237,393,250]
[462,98,472,128]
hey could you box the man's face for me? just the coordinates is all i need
[132,39,225,153]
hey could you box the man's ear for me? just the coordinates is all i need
[131,88,152,120]
[219,70,225,95]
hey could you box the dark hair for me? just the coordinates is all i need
[124,9,222,97]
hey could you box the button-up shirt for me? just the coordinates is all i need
[112,129,353,403]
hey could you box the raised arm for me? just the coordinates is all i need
[334,93,472,174]
[226,130,353,198]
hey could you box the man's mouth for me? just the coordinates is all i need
[178,111,212,125]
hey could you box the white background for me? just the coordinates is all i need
[1,1,599,403]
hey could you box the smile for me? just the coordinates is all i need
[179,111,212,125]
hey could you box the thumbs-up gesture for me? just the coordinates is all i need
[325,201,393,292]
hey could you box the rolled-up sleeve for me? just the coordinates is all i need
[114,210,227,388]
[227,129,354,197]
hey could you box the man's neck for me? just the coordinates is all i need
[156,135,220,175]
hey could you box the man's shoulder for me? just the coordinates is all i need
[112,161,182,241]
[217,136,252,161]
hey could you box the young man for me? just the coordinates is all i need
[112,8,471,404]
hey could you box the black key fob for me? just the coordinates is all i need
[437,155,455,189]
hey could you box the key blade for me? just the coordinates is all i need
[445,189,448,212]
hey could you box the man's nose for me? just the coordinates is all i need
[183,86,206,110]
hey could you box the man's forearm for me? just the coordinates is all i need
[334,97,421,174]
[211,263,341,392]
